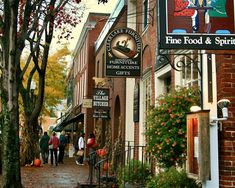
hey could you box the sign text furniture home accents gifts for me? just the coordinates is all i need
[105,28,142,77]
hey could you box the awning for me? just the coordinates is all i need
[53,112,84,132]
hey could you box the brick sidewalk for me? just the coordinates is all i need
[0,156,89,188]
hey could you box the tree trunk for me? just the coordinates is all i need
[1,103,22,188]
[1,0,22,187]
[20,119,40,165]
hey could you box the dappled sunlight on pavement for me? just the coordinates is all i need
[0,156,89,188]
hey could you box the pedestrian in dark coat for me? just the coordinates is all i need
[39,131,50,164]
[58,130,67,163]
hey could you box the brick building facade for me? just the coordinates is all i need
[94,2,127,146]
[216,53,235,187]
[62,13,109,141]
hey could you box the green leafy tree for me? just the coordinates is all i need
[145,87,200,169]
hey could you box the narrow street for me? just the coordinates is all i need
[0,156,89,188]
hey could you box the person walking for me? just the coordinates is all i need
[76,133,85,166]
[87,132,97,155]
[48,132,60,166]
[73,132,79,153]
[39,131,50,164]
[87,132,98,169]
[58,130,67,164]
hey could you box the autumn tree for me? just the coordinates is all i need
[42,47,70,116]
[0,0,108,187]
[19,47,69,165]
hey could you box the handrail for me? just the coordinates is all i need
[87,144,151,187]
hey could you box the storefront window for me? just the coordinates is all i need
[180,52,201,88]
[143,73,152,129]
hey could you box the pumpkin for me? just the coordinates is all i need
[103,162,110,171]
[34,159,41,167]
[87,138,95,146]
[96,149,106,157]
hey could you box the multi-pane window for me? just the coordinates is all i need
[178,52,201,88]
[143,0,148,30]
[67,79,73,106]
[143,73,152,127]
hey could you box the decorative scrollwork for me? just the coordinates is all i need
[157,51,202,77]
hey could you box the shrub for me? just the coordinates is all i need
[146,167,201,188]
[145,87,200,168]
[117,159,152,187]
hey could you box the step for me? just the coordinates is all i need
[77,181,98,188]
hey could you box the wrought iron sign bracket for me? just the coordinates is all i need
[156,48,204,108]
[156,49,202,77]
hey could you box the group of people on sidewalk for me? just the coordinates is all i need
[40,130,97,167]
[75,132,97,166]
[39,131,67,166]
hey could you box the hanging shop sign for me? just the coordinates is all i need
[105,27,142,77]
[159,0,235,50]
[93,110,110,119]
[92,88,109,110]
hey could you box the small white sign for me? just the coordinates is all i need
[82,99,92,108]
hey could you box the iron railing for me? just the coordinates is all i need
[87,141,152,188]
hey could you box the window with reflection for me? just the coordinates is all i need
[178,51,201,88]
